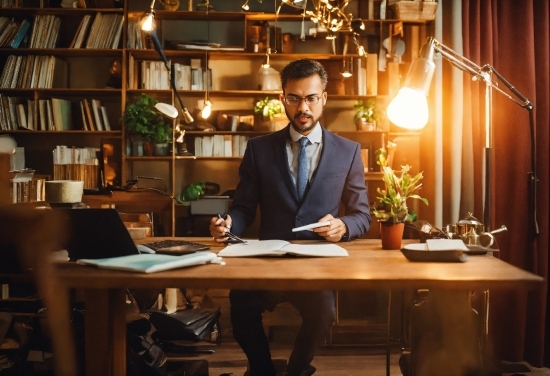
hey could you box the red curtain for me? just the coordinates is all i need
[462,0,549,367]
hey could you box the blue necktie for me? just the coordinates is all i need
[296,137,310,201]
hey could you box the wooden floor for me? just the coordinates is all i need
[168,340,404,376]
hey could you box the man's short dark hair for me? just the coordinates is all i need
[280,59,328,92]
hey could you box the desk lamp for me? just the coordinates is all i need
[387,36,537,234]
[140,0,193,124]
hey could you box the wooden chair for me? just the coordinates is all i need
[0,204,76,376]
[82,189,174,236]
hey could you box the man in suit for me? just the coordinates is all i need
[210,59,371,376]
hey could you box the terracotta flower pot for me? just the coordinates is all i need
[379,221,405,250]
[355,119,376,131]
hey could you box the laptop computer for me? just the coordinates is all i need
[60,209,209,261]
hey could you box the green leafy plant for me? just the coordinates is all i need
[177,180,205,203]
[353,99,381,123]
[121,93,171,143]
[254,97,284,120]
[373,148,428,223]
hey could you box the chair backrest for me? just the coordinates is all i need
[81,189,173,236]
[0,204,76,376]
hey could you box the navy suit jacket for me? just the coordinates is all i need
[228,125,371,241]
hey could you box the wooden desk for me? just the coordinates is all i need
[54,239,543,376]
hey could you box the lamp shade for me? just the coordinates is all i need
[155,102,178,119]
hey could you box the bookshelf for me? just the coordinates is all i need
[0,0,433,236]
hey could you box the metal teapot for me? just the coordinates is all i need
[449,212,507,248]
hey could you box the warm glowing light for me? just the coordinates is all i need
[387,87,429,130]
[201,100,212,119]
[141,13,154,32]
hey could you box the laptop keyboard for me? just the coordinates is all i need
[141,239,210,252]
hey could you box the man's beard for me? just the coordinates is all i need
[285,108,323,134]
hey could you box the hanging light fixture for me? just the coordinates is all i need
[340,57,352,78]
[241,0,250,10]
[262,47,271,68]
[278,0,365,49]
[201,50,212,119]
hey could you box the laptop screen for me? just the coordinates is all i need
[60,208,139,261]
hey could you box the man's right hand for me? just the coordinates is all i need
[209,214,232,243]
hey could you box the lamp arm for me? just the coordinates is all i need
[430,38,485,81]
[482,64,533,110]
[150,31,170,71]
[169,65,194,124]
[149,31,193,123]
[481,63,538,235]
[429,37,538,235]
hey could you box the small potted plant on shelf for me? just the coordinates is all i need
[149,119,173,156]
[254,97,287,131]
[353,99,381,131]
[121,93,170,156]
[374,148,428,249]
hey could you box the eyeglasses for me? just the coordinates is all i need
[283,95,323,106]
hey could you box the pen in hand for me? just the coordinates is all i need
[217,214,247,244]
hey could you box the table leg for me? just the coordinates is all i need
[85,288,127,376]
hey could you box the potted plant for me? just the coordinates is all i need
[149,119,173,156]
[254,97,287,131]
[353,99,381,131]
[374,148,429,249]
[121,94,168,156]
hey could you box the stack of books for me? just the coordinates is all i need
[83,12,123,49]
[0,55,67,89]
[52,145,99,189]
[10,169,46,203]
[193,135,249,157]
[0,17,31,48]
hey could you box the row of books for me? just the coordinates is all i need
[0,0,118,7]
[0,12,122,50]
[53,163,99,189]
[129,58,212,91]
[0,17,31,48]
[192,135,249,158]
[29,14,60,48]
[126,18,147,50]
[0,94,112,131]
[53,146,100,189]
[9,170,46,203]
[53,145,99,165]
[74,12,123,49]
[0,55,67,89]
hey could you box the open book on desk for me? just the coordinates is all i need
[76,252,223,273]
[218,240,348,257]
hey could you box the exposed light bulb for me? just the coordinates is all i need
[341,71,352,78]
[326,31,336,40]
[241,0,249,10]
[201,100,212,119]
[387,87,429,130]
[141,12,154,32]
